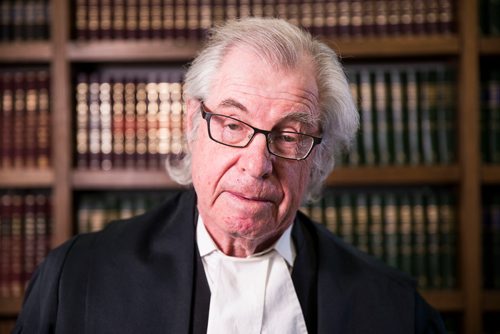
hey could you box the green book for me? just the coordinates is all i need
[324,191,339,235]
[399,193,413,276]
[418,67,437,165]
[339,192,354,245]
[426,191,441,288]
[374,69,391,165]
[436,66,456,164]
[383,192,399,268]
[439,191,457,289]
[390,68,407,165]
[412,190,428,288]
[405,69,421,165]
[354,193,369,253]
[360,68,376,166]
[369,193,384,260]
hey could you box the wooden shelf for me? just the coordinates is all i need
[483,291,500,311]
[67,40,200,62]
[326,165,460,186]
[421,290,464,312]
[0,297,22,315]
[479,37,500,55]
[482,165,500,184]
[0,169,54,188]
[326,35,460,58]
[72,170,183,189]
[65,35,461,62]
[0,42,52,62]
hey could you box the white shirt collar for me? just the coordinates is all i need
[196,215,296,267]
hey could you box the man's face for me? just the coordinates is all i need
[188,46,320,254]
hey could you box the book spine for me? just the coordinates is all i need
[386,0,400,35]
[25,71,37,168]
[311,0,325,37]
[100,0,112,39]
[170,74,184,157]
[139,0,152,39]
[35,193,50,267]
[111,0,124,39]
[12,0,24,41]
[399,0,413,35]
[369,193,384,260]
[0,194,12,298]
[88,0,100,39]
[135,81,148,169]
[390,68,406,165]
[360,67,376,165]
[36,70,50,168]
[383,192,398,268]
[162,0,175,39]
[361,0,375,37]
[186,0,200,40]
[112,77,125,169]
[426,191,441,288]
[146,81,160,169]
[339,192,354,245]
[100,76,113,170]
[337,0,350,37]
[425,0,439,34]
[10,194,23,298]
[347,69,361,166]
[77,194,91,233]
[412,190,428,288]
[324,191,339,235]
[419,67,437,165]
[124,79,137,168]
[75,0,88,40]
[25,0,37,40]
[439,191,457,288]
[125,0,138,39]
[199,0,211,39]
[406,68,421,165]
[13,72,26,168]
[324,0,338,39]
[350,0,362,37]
[157,79,171,166]
[374,68,390,165]
[88,73,101,169]
[0,1,12,41]
[355,193,369,253]
[374,0,388,36]
[76,73,90,169]
[23,194,36,288]
[1,72,14,168]
[399,194,413,275]
[174,0,187,40]
[438,0,454,34]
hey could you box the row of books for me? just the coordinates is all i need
[0,70,51,170]
[481,68,500,164]
[480,0,500,36]
[0,0,51,42]
[341,63,456,167]
[73,0,456,41]
[0,190,51,299]
[483,192,500,290]
[76,191,170,233]
[75,68,186,170]
[301,186,457,289]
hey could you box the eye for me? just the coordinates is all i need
[275,133,299,143]
[225,121,244,131]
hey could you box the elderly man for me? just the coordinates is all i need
[15,18,445,333]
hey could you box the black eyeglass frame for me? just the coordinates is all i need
[200,101,322,161]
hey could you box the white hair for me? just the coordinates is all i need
[167,17,359,202]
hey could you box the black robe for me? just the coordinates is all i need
[14,190,446,333]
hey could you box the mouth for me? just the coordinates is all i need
[226,190,275,204]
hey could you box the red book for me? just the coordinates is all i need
[10,194,24,298]
[36,70,50,168]
[25,71,38,168]
[13,72,26,168]
[0,193,12,298]
[2,72,14,168]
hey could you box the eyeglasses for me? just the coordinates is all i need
[200,102,322,161]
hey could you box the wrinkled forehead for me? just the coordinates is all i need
[208,46,320,115]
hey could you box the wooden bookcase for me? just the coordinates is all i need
[1,0,499,332]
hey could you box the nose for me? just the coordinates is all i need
[238,132,273,179]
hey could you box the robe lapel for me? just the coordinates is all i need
[291,216,318,334]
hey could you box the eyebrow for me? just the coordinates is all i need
[216,98,320,131]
